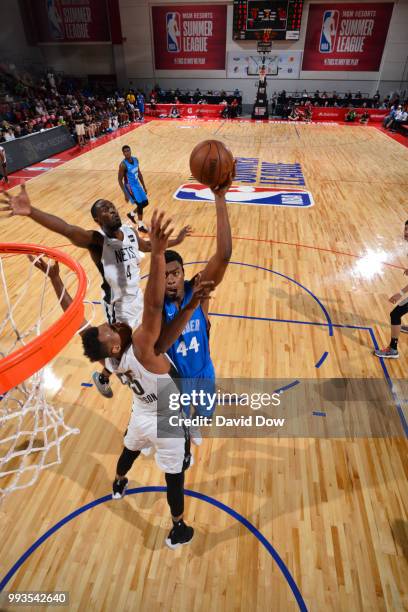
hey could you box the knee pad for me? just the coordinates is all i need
[391,305,405,325]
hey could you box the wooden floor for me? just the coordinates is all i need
[0,120,407,612]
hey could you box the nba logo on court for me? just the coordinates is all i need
[166,12,181,52]
[174,184,314,208]
[319,10,339,53]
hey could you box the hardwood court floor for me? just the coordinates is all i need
[0,120,407,612]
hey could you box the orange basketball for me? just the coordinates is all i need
[189,140,234,188]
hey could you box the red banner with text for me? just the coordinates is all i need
[152,4,227,70]
[32,0,110,43]
[302,3,393,71]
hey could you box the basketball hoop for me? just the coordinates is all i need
[0,244,86,392]
[0,243,87,500]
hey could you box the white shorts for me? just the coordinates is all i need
[75,123,85,136]
[102,292,144,329]
[124,409,190,474]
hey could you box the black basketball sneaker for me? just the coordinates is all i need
[112,477,128,499]
[165,520,194,550]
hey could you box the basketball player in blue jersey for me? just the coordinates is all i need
[155,169,234,426]
[0,184,191,397]
[29,211,214,549]
[118,145,149,233]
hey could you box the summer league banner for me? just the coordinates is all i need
[302,3,394,71]
[152,4,227,70]
[227,51,302,79]
[29,0,111,43]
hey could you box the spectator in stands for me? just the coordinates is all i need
[233,88,240,97]
[302,89,308,98]
[230,98,239,118]
[73,109,85,146]
[359,111,369,124]
[345,108,357,122]
[169,105,180,119]
[383,105,398,129]
[373,90,380,105]
[389,106,408,132]
[136,92,145,120]
[288,106,300,121]
[304,101,312,123]
[314,90,320,100]
[4,127,15,141]
[355,91,362,99]
[0,144,8,183]
[126,90,136,105]
[220,99,228,119]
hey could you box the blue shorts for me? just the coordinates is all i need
[180,364,216,418]
[125,182,148,207]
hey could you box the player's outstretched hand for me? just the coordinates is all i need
[0,182,32,216]
[148,210,174,253]
[211,160,236,197]
[28,255,60,280]
[389,292,402,304]
[177,225,193,242]
[190,274,215,308]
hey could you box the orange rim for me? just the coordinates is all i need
[0,243,87,394]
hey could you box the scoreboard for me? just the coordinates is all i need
[233,0,304,41]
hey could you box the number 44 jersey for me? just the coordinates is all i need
[163,280,215,379]
[100,225,142,304]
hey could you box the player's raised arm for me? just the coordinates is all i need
[132,211,173,353]
[136,225,193,252]
[0,183,101,249]
[198,169,234,289]
[28,256,89,331]
[118,161,129,201]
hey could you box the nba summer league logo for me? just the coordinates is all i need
[319,10,339,53]
[174,159,314,207]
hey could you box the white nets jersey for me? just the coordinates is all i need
[99,225,142,304]
[108,344,179,414]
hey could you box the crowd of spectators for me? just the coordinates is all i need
[270,89,407,122]
[147,85,242,118]
[0,66,147,145]
[1,62,407,144]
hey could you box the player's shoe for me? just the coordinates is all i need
[138,221,149,233]
[400,326,408,334]
[127,212,136,224]
[190,425,203,446]
[112,477,128,499]
[92,372,113,398]
[373,346,399,359]
[165,520,194,550]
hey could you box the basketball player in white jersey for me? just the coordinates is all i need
[30,210,214,549]
[0,184,192,396]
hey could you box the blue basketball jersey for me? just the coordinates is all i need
[163,280,215,380]
[123,156,147,203]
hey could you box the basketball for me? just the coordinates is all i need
[189,140,234,188]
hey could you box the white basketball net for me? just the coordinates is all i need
[0,253,80,502]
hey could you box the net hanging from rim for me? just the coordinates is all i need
[0,243,87,501]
